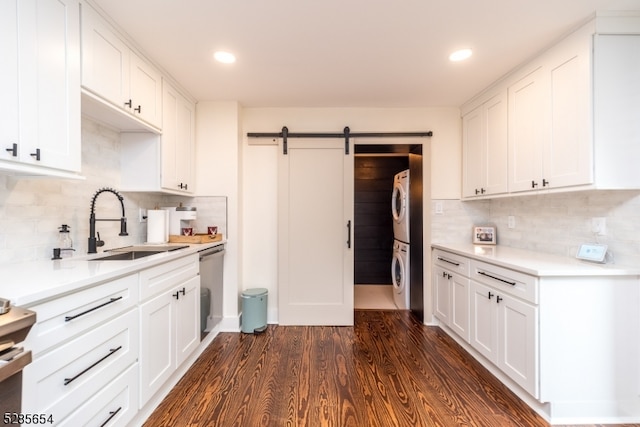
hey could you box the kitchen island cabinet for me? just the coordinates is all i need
[432,243,640,424]
[0,0,81,178]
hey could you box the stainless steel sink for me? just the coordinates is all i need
[89,245,189,261]
[90,250,165,261]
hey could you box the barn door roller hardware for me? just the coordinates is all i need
[247,127,433,155]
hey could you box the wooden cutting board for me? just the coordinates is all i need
[168,233,223,244]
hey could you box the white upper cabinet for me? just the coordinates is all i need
[0,0,20,160]
[81,2,162,130]
[508,25,592,194]
[507,66,549,193]
[592,33,640,189]
[119,81,195,195]
[462,90,508,198]
[161,81,195,193]
[0,0,81,177]
[463,15,640,197]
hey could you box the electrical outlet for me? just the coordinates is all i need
[508,216,515,229]
[139,208,147,223]
[435,202,443,215]
[592,217,606,235]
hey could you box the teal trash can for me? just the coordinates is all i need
[241,288,268,333]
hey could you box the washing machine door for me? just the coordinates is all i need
[391,181,407,224]
[391,251,406,294]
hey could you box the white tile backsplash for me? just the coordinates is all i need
[432,190,640,266]
[0,118,227,265]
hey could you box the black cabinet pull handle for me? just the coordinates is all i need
[99,406,122,427]
[180,287,186,296]
[531,180,538,188]
[124,99,132,108]
[478,271,516,286]
[65,296,123,322]
[173,291,180,299]
[30,148,40,161]
[347,220,352,249]
[542,179,549,187]
[496,295,503,303]
[436,257,460,267]
[134,105,141,113]
[64,346,122,386]
[488,291,494,299]
[5,143,17,157]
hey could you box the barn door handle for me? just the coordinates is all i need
[347,220,352,249]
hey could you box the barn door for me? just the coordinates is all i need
[278,138,354,325]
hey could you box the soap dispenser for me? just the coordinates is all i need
[58,224,73,258]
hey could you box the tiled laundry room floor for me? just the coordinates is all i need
[354,284,397,310]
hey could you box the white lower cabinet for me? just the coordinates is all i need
[435,247,539,397]
[139,255,200,407]
[433,266,470,342]
[432,244,640,424]
[470,280,538,396]
[23,309,139,424]
[20,253,205,425]
[58,363,139,427]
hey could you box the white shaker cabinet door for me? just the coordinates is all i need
[470,281,498,364]
[497,293,538,397]
[0,0,20,163]
[139,290,175,407]
[81,3,130,107]
[175,276,200,367]
[508,66,548,193]
[129,52,162,128]
[19,0,81,172]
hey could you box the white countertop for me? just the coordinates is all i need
[0,241,225,307]
[432,243,640,277]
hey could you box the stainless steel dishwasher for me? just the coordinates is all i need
[199,245,225,332]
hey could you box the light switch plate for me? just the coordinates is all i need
[576,243,608,263]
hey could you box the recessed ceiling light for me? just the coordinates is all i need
[214,51,236,64]
[449,48,473,62]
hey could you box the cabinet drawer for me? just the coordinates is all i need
[470,260,538,304]
[58,363,139,427]
[139,254,199,300]
[22,309,139,422]
[433,249,471,277]
[25,274,138,355]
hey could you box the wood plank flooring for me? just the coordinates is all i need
[144,311,638,427]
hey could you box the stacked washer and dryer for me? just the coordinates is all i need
[391,169,410,310]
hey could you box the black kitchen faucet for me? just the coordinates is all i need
[88,187,128,254]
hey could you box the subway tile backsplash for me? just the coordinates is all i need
[432,191,640,266]
[0,118,226,265]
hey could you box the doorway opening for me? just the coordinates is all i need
[354,143,424,320]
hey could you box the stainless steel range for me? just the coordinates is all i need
[0,298,36,416]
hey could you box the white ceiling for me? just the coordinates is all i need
[91,0,640,108]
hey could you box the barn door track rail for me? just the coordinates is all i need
[247,126,433,155]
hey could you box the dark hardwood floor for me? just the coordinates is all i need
[144,310,639,427]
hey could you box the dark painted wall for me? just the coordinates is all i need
[354,156,408,284]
